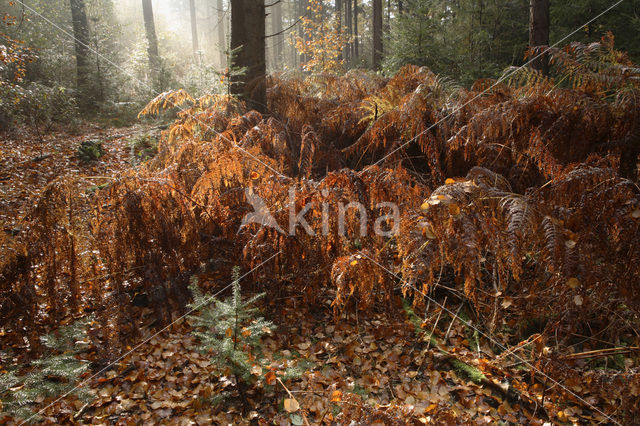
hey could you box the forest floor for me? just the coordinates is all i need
[0,124,155,232]
[0,124,633,425]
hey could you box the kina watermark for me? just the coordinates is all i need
[240,187,400,237]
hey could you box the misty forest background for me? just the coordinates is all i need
[2,0,640,424]
[2,0,639,123]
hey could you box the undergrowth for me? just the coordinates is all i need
[1,33,639,420]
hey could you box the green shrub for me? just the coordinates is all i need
[76,140,105,162]
[128,133,158,165]
[188,267,274,402]
[0,318,93,420]
[15,83,78,131]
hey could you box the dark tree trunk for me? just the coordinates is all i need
[372,0,382,69]
[336,0,343,64]
[142,0,160,84]
[69,0,92,108]
[353,0,358,59]
[619,119,640,180]
[230,0,266,113]
[398,0,403,15]
[217,0,226,68]
[345,0,352,62]
[529,0,550,75]
[190,0,199,54]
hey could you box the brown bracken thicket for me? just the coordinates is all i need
[1,34,639,386]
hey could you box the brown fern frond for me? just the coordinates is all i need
[138,89,195,117]
[298,125,317,178]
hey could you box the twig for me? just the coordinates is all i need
[561,346,639,361]
[444,303,463,343]
[426,296,446,351]
[276,377,310,426]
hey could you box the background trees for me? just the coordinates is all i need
[230,0,266,112]
[2,1,640,424]
[189,0,198,55]
[0,0,639,118]
[141,0,160,88]
[69,0,93,108]
[372,0,382,69]
[529,0,550,74]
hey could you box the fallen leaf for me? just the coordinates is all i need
[284,398,300,413]
[567,277,579,289]
[265,371,276,385]
[501,297,513,309]
[422,224,437,240]
[290,414,304,425]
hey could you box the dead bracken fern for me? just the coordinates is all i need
[1,37,638,396]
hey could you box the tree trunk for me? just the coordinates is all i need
[290,0,298,67]
[271,0,283,66]
[297,0,306,65]
[336,0,343,64]
[353,0,358,60]
[217,0,226,68]
[398,0,403,15]
[190,0,199,54]
[385,0,390,35]
[69,0,92,108]
[230,0,266,113]
[372,0,382,69]
[344,0,351,62]
[529,0,550,75]
[619,118,640,180]
[141,0,160,85]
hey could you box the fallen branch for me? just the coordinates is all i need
[561,346,639,361]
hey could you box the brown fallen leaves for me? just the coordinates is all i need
[1,124,638,424]
[4,296,634,425]
[0,124,144,232]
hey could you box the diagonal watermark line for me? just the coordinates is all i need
[11,0,290,181]
[6,0,630,422]
[361,0,626,174]
[356,251,622,425]
[20,250,281,425]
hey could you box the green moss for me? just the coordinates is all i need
[402,298,422,332]
[128,133,158,165]
[403,298,438,346]
[86,182,110,193]
[350,384,368,397]
[591,353,626,371]
[450,359,486,384]
[76,139,104,162]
